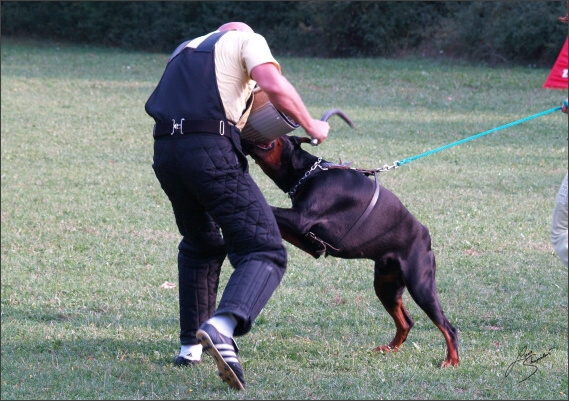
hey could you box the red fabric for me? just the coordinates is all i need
[543,38,568,89]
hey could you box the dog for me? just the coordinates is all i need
[241,116,459,368]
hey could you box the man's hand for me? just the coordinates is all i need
[303,119,329,145]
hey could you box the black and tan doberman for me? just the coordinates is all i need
[242,125,459,368]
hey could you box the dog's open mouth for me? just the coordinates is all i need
[240,138,275,156]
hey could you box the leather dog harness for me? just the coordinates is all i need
[338,171,380,246]
[292,161,381,255]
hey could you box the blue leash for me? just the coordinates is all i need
[387,106,563,169]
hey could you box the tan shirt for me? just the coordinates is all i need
[186,30,280,130]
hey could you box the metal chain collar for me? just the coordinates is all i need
[288,157,401,198]
[288,157,323,198]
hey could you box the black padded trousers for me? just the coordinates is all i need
[152,132,287,345]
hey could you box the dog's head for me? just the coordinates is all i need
[242,135,319,193]
[241,108,354,193]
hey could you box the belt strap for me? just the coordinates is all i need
[153,119,230,138]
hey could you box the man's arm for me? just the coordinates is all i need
[251,62,329,144]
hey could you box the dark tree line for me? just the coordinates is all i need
[1,1,567,66]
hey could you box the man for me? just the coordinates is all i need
[144,22,329,390]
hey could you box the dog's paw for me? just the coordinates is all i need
[373,345,398,353]
[440,359,459,368]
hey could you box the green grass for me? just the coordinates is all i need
[1,37,567,400]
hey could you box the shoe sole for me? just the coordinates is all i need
[175,356,202,366]
[196,329,245,391]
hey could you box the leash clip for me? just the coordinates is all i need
[171,118,185,135]
[377,161,400,172]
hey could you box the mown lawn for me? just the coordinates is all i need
[1,38,567,400]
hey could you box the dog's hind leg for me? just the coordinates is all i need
[402,248,459,368]
[373,259,415,353]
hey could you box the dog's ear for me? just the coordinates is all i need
[288,135,312,147]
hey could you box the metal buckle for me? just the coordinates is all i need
[219,120,225,136]
[171,118,185,135]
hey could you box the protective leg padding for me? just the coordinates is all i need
[216,258,286,336]
[178,239,226,345]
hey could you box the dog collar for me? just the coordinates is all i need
[288,157,323,199]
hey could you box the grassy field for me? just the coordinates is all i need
[1,38,567,400]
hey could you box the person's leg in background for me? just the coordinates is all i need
[551,173,568,267]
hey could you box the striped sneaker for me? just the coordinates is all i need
[196,323,246,391]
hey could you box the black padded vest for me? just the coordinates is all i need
[145,32,228,125]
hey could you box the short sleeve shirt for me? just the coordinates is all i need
[186,30,280,129]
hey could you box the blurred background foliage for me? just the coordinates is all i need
[1,1,567,66]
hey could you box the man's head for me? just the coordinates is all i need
[217,22,254,33]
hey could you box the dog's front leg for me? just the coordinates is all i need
[272,207,322,258]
